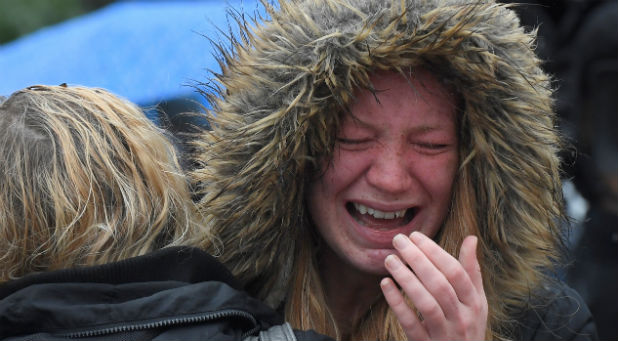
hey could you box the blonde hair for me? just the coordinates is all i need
[284,229,407,340]
[0,85,204,281]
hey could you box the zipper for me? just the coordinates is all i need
[61,309,259,338]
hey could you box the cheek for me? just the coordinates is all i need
[306,158,340,227]
[416,153,458,201]
[324,148,372,186]
[306,150,371,224]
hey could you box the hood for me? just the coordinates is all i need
[192,0,563,311]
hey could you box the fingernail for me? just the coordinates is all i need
[380,277,395,291]
[393,234,408,249]
[409,231,423,243]
[385,254,401,270]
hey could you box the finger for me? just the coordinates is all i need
[409,232,478,307]
[458,235,485,296]
[381,276,428,340]
[459,235,489,330]
[394,233,461,320]
[385,246,447,330]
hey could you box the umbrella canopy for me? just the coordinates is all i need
[0,0,263,108]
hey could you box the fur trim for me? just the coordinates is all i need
[192,0,563,318]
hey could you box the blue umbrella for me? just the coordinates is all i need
[0,0,263,110]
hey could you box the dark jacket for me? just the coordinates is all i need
[0,247,332,341]
[515,282,598,340]
[0,246,596,340]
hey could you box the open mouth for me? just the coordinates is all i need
[346,202,416,228]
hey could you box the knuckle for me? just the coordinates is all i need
[400,317,417,330]
[421,302,442,320]
[452,315,474,337]
[391,295,407,309]
[430,277,453,298]
[445,264,466,282]
[470,296,488,313]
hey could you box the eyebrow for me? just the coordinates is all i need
[346,114,373,128]
[415,125,444,132]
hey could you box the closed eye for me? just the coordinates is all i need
[336,137,374,151]
[336,137,372,144]
[413,142,452,155]
[417,143,448,149]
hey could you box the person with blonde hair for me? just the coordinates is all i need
[0,85,202,281]
[0,84,330,340]
[190,0,597,340]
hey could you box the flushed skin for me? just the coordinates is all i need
[307,70,459,276]
[193,0,576,339]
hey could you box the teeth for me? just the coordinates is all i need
[353,203,407,220]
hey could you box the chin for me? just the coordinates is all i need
[353,248,397,276]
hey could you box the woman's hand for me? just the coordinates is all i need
[380,232,488,340]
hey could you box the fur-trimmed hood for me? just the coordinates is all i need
[192,0,563,320]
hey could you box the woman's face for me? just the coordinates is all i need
[307,69,459,275]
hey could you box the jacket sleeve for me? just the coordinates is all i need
[516,281,599,341]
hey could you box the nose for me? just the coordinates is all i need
[365,144,413,194]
